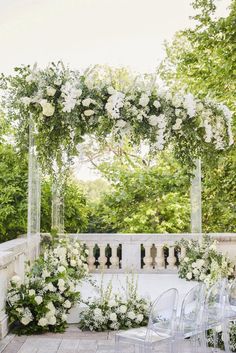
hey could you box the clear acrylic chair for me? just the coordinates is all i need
[115,288,179,353]
[176,283,206,353]
[203,277,230,353]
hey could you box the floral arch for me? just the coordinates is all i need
[0,62,234,237]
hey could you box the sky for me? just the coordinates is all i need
[0,0,231,179]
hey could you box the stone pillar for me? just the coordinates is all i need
[27,122,41,238]
[190,159,202,235]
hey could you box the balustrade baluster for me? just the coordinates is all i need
[98,244,107,269]
[180,246,186,260]
[155,245,165,270]
[143,244,153,270]
[167,246,177,269]
[110,244,119,270]
[87,244,95,271]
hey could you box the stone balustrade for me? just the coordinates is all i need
[69,233,201,273]
[0,235,40,339]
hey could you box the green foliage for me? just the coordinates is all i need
[88,153,191,233]
[159,0,236,233]
[0,143,28,242]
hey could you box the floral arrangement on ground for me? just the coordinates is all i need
[78,276,150,331]
[177,235,235,287]
[7,236,89,334]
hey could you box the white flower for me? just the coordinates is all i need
[183,93,196,118]
[63,300,72,309]
[116,119,126,128]
[148,115,159,126]
[42,270,50,278]
[46,86,56,96]
[38,317,48,327]
[21,97,31,105]
[107,86,116,95]
[139,93,149,107]
[192,262,197,268]
[46,302,56,314]
[28,289,35,296]
[119,305,127,314]
[11,275,21,286]
[108,300,117,307]
[85,249,89,255]
[136,314,144,323]
[186,272,192,280]
[153,100,161,109]
[46,282,56,292]
[77,259,82,266]
[40,100,55,117]
[94,308,102,317]
[84,109,94,117]
[48,315,57,325]
[35,296,43,305]
[193,268,199,276]
[82,98,92,107]
[21,315,32,326]
[184,257,189,263]
[199,273,206,281]
[72,248,79,255]
[196,259,205,269]
[127,311,136,320]
[58,266,66,273]
[70,259,77,267]
[61,313,67,322]
[109,313,117,321]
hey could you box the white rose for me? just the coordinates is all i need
[136,314,144,323]
[199,273,206,281]
[77,259,82,266]
[109,313,117,321]
[94,308,102,316]
[46,282,56,292]
[48,315,57,325]
[58,266,66,273]
[186,272,192,280]
[21,97,31,105]
[72,248,79,255]
[46,302,56,314]
[40,101,55,117]
[116,119,126,128]
[28,289,35,296]
[70,260,77,267]
[61,313,67,322]
[193,268,199,276]
[21,315,32,325]
[82,98,92,107]
[46,86,56,96]
[35,296,43,305]
[127,311,136,320]
[38,317,48,327]
[63,300,71,309]
[139,94,149,107]
[119,305,127,314]
[148,115,159,126]
[84,109,94,117]
[11,275,21,286]
[153,100,161,109]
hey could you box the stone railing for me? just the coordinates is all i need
[0,235,40,339]
[69,233,236,273]
[69,233,200,273]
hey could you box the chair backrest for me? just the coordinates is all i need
[146,288,178,341]
[178,282,206,337]
[204,277,228,326]
[228,279,236,311]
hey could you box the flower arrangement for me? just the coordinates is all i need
[0,62,233,173]
[177,235,235,287]
[78,275,150,331]
[6,236,89,334]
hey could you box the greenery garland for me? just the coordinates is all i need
[0,62,234,173]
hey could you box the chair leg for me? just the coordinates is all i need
[115,335,120,353]
[222,321,231,353]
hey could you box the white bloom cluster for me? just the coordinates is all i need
[105,89,125,120]
[61,80,82,113]
[178,236,235,287]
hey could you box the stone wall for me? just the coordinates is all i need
[0,235,40,339]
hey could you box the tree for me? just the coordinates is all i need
[87,152,191,233]
[159,0,236,232]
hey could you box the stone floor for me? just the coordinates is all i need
[0,325,213,353]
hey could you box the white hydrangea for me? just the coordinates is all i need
[58,266,66,273]
[84,109,94,117]
[119,305,127,314]
[127,311,136,320]
[63,300,72,309]
[11,275,21,286]
[28,289,35,296]
[40,99,55,117]
[136,314,144,323]
[186,272,192,280]
[109,313,117,321]
[139,93,149,107]
[105,91,125,119]
[46,86,56,96]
